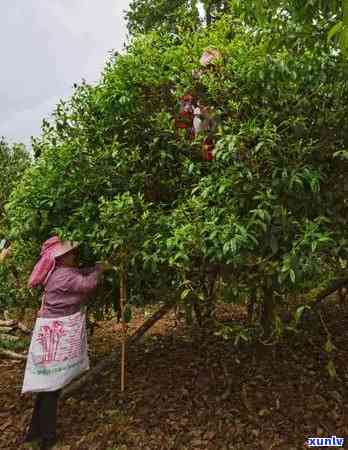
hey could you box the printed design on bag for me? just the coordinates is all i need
[34,359,86,375]
[65,314,86,360]
[36,321,65,363]
[22,312,90,393]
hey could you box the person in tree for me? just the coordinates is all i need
[200,47,222,67]
[192,48,222,161]
[192,47,223,82]
[202,135,215,161]
[174,48,221,159]
[193,103,217,161]
[175,93,196,140]
[22,236,110,450]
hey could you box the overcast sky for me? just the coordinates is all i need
[0,0,130,146]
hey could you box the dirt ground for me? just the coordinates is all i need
[0,302,347,450]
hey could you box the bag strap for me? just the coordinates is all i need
[38,292,46,316]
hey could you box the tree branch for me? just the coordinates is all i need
[311,277,348,309]
[62,301,175,398]
[0,348,27,360]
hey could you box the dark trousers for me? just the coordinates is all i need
[27,390,61,441]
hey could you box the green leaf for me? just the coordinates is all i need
[327,21,343,41]
[223,242,230,255]
[324,338,335,354]
[218,184,227,194]
[294,305,310,323]
[181,288,191,300]
[230,239,237,253]
[258,210,265,220]
[333,149,348,159]
[339,25,348,55]
[123,306,132,323]
[326,360,337,380]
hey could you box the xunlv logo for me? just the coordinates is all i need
[306,436,344,447]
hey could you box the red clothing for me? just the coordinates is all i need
[175,94,195,134]
[203,137,214,161]
[39,265,102,318]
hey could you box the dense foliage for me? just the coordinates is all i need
[3,2,348,339]
[0,138,31,309]
[0,139,30,229]
[126,0,230,34]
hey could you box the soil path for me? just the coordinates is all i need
[0,303,347,450]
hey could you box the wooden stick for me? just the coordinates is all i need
[0,348,27,360]
[121,341,125,392]
[120,267,126,393]
[4,310,11,321]
[120,265,129,393]
[62,300,174,398]
[17,322,31,334]
[0,320,17,327]
[0,326,14,333]
[0,334,20,342]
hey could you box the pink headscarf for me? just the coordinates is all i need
[200,48,222,67]
[28,236,78,288]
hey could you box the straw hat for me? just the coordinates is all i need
[200,48,222,67]
[27,236,80,288]
[51,241,80,259]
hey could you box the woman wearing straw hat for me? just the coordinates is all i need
[21,236,110,450]
[0,239,12,263]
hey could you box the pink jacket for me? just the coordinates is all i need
[38,265,102,318]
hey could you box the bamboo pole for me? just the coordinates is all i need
[119,264,128,393]
[62,300,175,398]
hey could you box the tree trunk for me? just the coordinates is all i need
[202,0,214,26]
[222,0,230,13]
[338,287,347,304]
[201,268,218,324]
[261,287,276,338]
[206,5,212,25]
[247,289,257,325]
[190,0,201,22]
[192,298,203,326]
[62,301,175,398]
